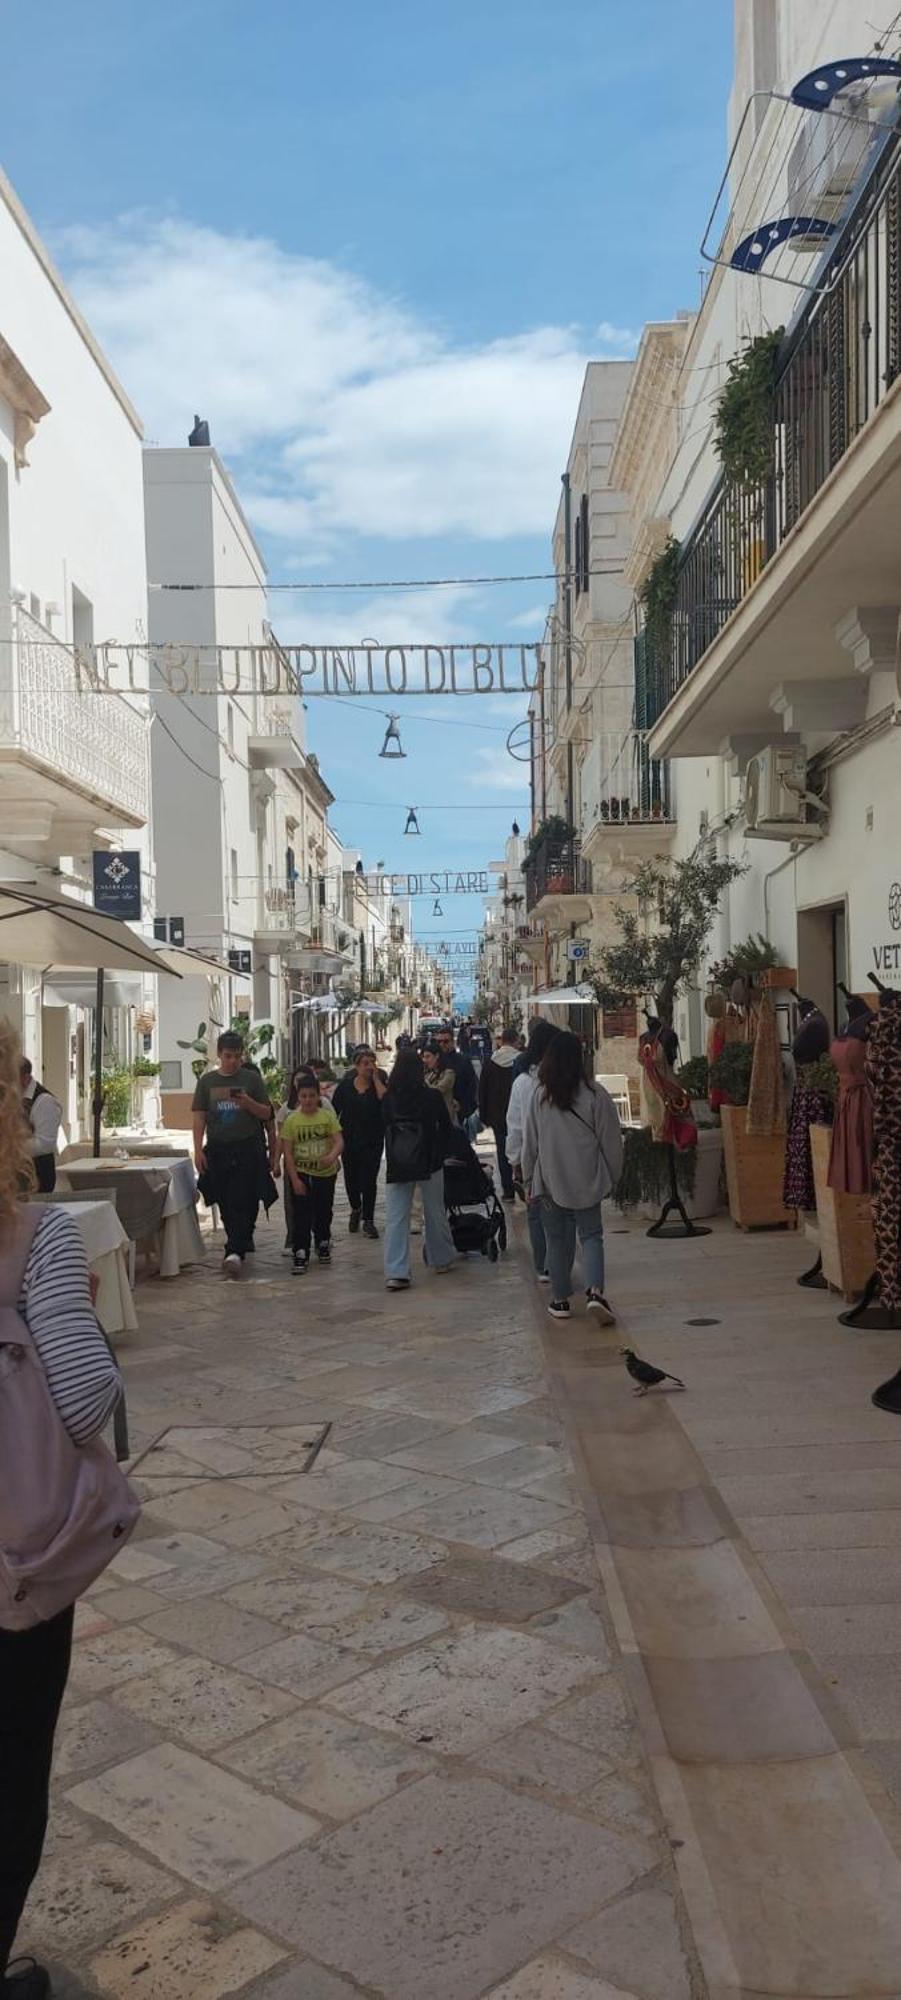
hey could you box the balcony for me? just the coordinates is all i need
[524,834,593,926]
[0,607,149,853]
[247,703,305,771]
[580,732,674,868]
[647,141,901,758]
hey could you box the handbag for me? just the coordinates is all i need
[0,1209,139,1632]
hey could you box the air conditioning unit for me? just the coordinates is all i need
[744,744,823,841]
[786,111,872,242]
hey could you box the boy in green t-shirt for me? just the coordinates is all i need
[280,1074,344,1272]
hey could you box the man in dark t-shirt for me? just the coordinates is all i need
[192,1031,271,1275]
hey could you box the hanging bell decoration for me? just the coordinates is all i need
[379,713,406,759]
[432,898,444,917]
[404,807,421,836]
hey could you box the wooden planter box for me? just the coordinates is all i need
[759,966,798,991]
[720,1104,796,1230]
[810,1119,875,1300]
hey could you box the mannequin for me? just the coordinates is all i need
[784,996,832,1244]
[638,1016,708,1240]
[841,979,901,1342]
[827,992,874,1197]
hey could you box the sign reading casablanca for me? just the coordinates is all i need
[68,642,540,700]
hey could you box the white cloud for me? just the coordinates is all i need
[468,745,531,794]
[59,216,625,547]
[595,320,639,351]
[509,603,551,631]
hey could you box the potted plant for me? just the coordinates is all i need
[710,1041,795,1230]
[131,1054,162,1133]
[610,798,621,821]
[715,329,784,488]
[600,800,611,822]
[592,848,746,1029]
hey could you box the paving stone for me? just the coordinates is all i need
[140,1597,286,1664]
[327,1621,603,1754]
[218,1706,434,1818]
[345,1473,465,1522]
[68,1743,318,1890]
[542,1683,642,1766]
[89,1896,286,1998]
[498,1524,587,1566]
[325,1597,450,1654]
[642,1650,836,1763]
[330,1414,452,1459]
[146,1550,269,1600]
[111,1656,298,1750]
[761,1547,901,1608]
[54,1698,162,1782]
[480,1726,613,1798]
[251,1516,348,1566]
[485,1959,637,1998]
[238,1630,374,1698]
[818,1653,901,1739]
[73,1600,113,1641]
[300,1523,448,1585]
[580,1774,660,1840]
[20,1836,179,1955]
[565,1886,692,2000]
[91,1584,168,1624]
[403,1483,571,1550]
[528,1598,610,1660]
[68,1627,183,1697]
[403,1553,585,1623]
[227,1774,652,2000]
[105,1545,176,1583]
[386,1430,526,1474]
[612,1542,783,1660]
[225,1572,369,1633]
[243,1963,364,2000]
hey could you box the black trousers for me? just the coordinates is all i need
[0,1605,74,1973]
[34,1154,56,1194]
[491,1120,515,1196]
[343,1142,383,1223]
[291,1175,336,1254]
[210,1142,260,1259]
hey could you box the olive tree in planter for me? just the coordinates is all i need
[710,1041,795,1230]
[592,849,746,1029]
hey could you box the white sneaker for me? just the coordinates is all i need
[386,1277,411,1292]
[224,1254,242,1280]
[586,1290,616,1325]
[537,1270,551,1284]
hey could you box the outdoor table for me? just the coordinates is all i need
[61,1156,205,1277]
[30,1199,138,1339]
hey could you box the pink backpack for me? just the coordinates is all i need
[0,1207,140,1631]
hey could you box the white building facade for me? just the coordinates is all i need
[0,170,152,1138]
[626,1,901,1053]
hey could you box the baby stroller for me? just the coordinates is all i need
[435,1128,508,1263]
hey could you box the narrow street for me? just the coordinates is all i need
[22,1177,901,1999]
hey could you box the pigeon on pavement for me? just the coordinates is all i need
[621,1348,685,1396]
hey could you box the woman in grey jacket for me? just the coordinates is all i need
[521,1030,623,1323]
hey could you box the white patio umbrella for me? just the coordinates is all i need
[0,882,182,1156]
[527,984,597,1006]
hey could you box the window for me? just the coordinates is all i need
[602,1001,637,1040]
[230,847,239,900]
[227,704,235,754]
[29,593,40,622]
[574,494,590,596]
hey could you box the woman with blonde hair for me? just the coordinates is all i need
[0,1019,127,1999]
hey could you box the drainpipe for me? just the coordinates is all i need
[562,471,576,944]
[762,847,797,949]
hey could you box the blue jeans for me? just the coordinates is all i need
[384,1171,456,1281]
[540,1198,605,1300]
[526,1196,547,1275]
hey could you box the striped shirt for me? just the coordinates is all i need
[18,1209,124,1447]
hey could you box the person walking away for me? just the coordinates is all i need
[281,1073,343,1272]
[505,1018,560,1279]
[0,1020,133,1999]
[192,1031,273,1278]
[382,1049,457,1290]
[436,1026,478,1134]
[478,1026,519,1200]
[422,1041,459,1123]
[18,1061,62,1196]
[332,1047,387,1238]
[521,1029,622,1324]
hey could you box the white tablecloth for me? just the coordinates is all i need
[32,1200,138,1339]
[62,1157,205,1278]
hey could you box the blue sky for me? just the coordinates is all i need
[4,0,732,1001]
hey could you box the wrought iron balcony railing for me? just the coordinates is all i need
[580,731,672,831]
[645,138,901,724]
[524,836,592,913]
[4,606,149,826]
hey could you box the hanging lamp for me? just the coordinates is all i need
[432,897,444,917]
[404,807,421,835]
[379,713,405,758]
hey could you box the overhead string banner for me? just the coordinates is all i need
[62,641,541,699]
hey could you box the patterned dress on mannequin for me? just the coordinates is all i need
[865,1000,901,1313]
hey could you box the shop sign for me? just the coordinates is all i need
[871,882,901,974]
[93,850,142,922]
[69,640,540,700]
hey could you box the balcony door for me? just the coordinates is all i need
[797,899,848,1033]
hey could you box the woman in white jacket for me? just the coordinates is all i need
[522,1030,623,1324]
[505,1019,559,1279]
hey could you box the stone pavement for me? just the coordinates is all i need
[24,1172,901,1998]
[24,1176,698,2000]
